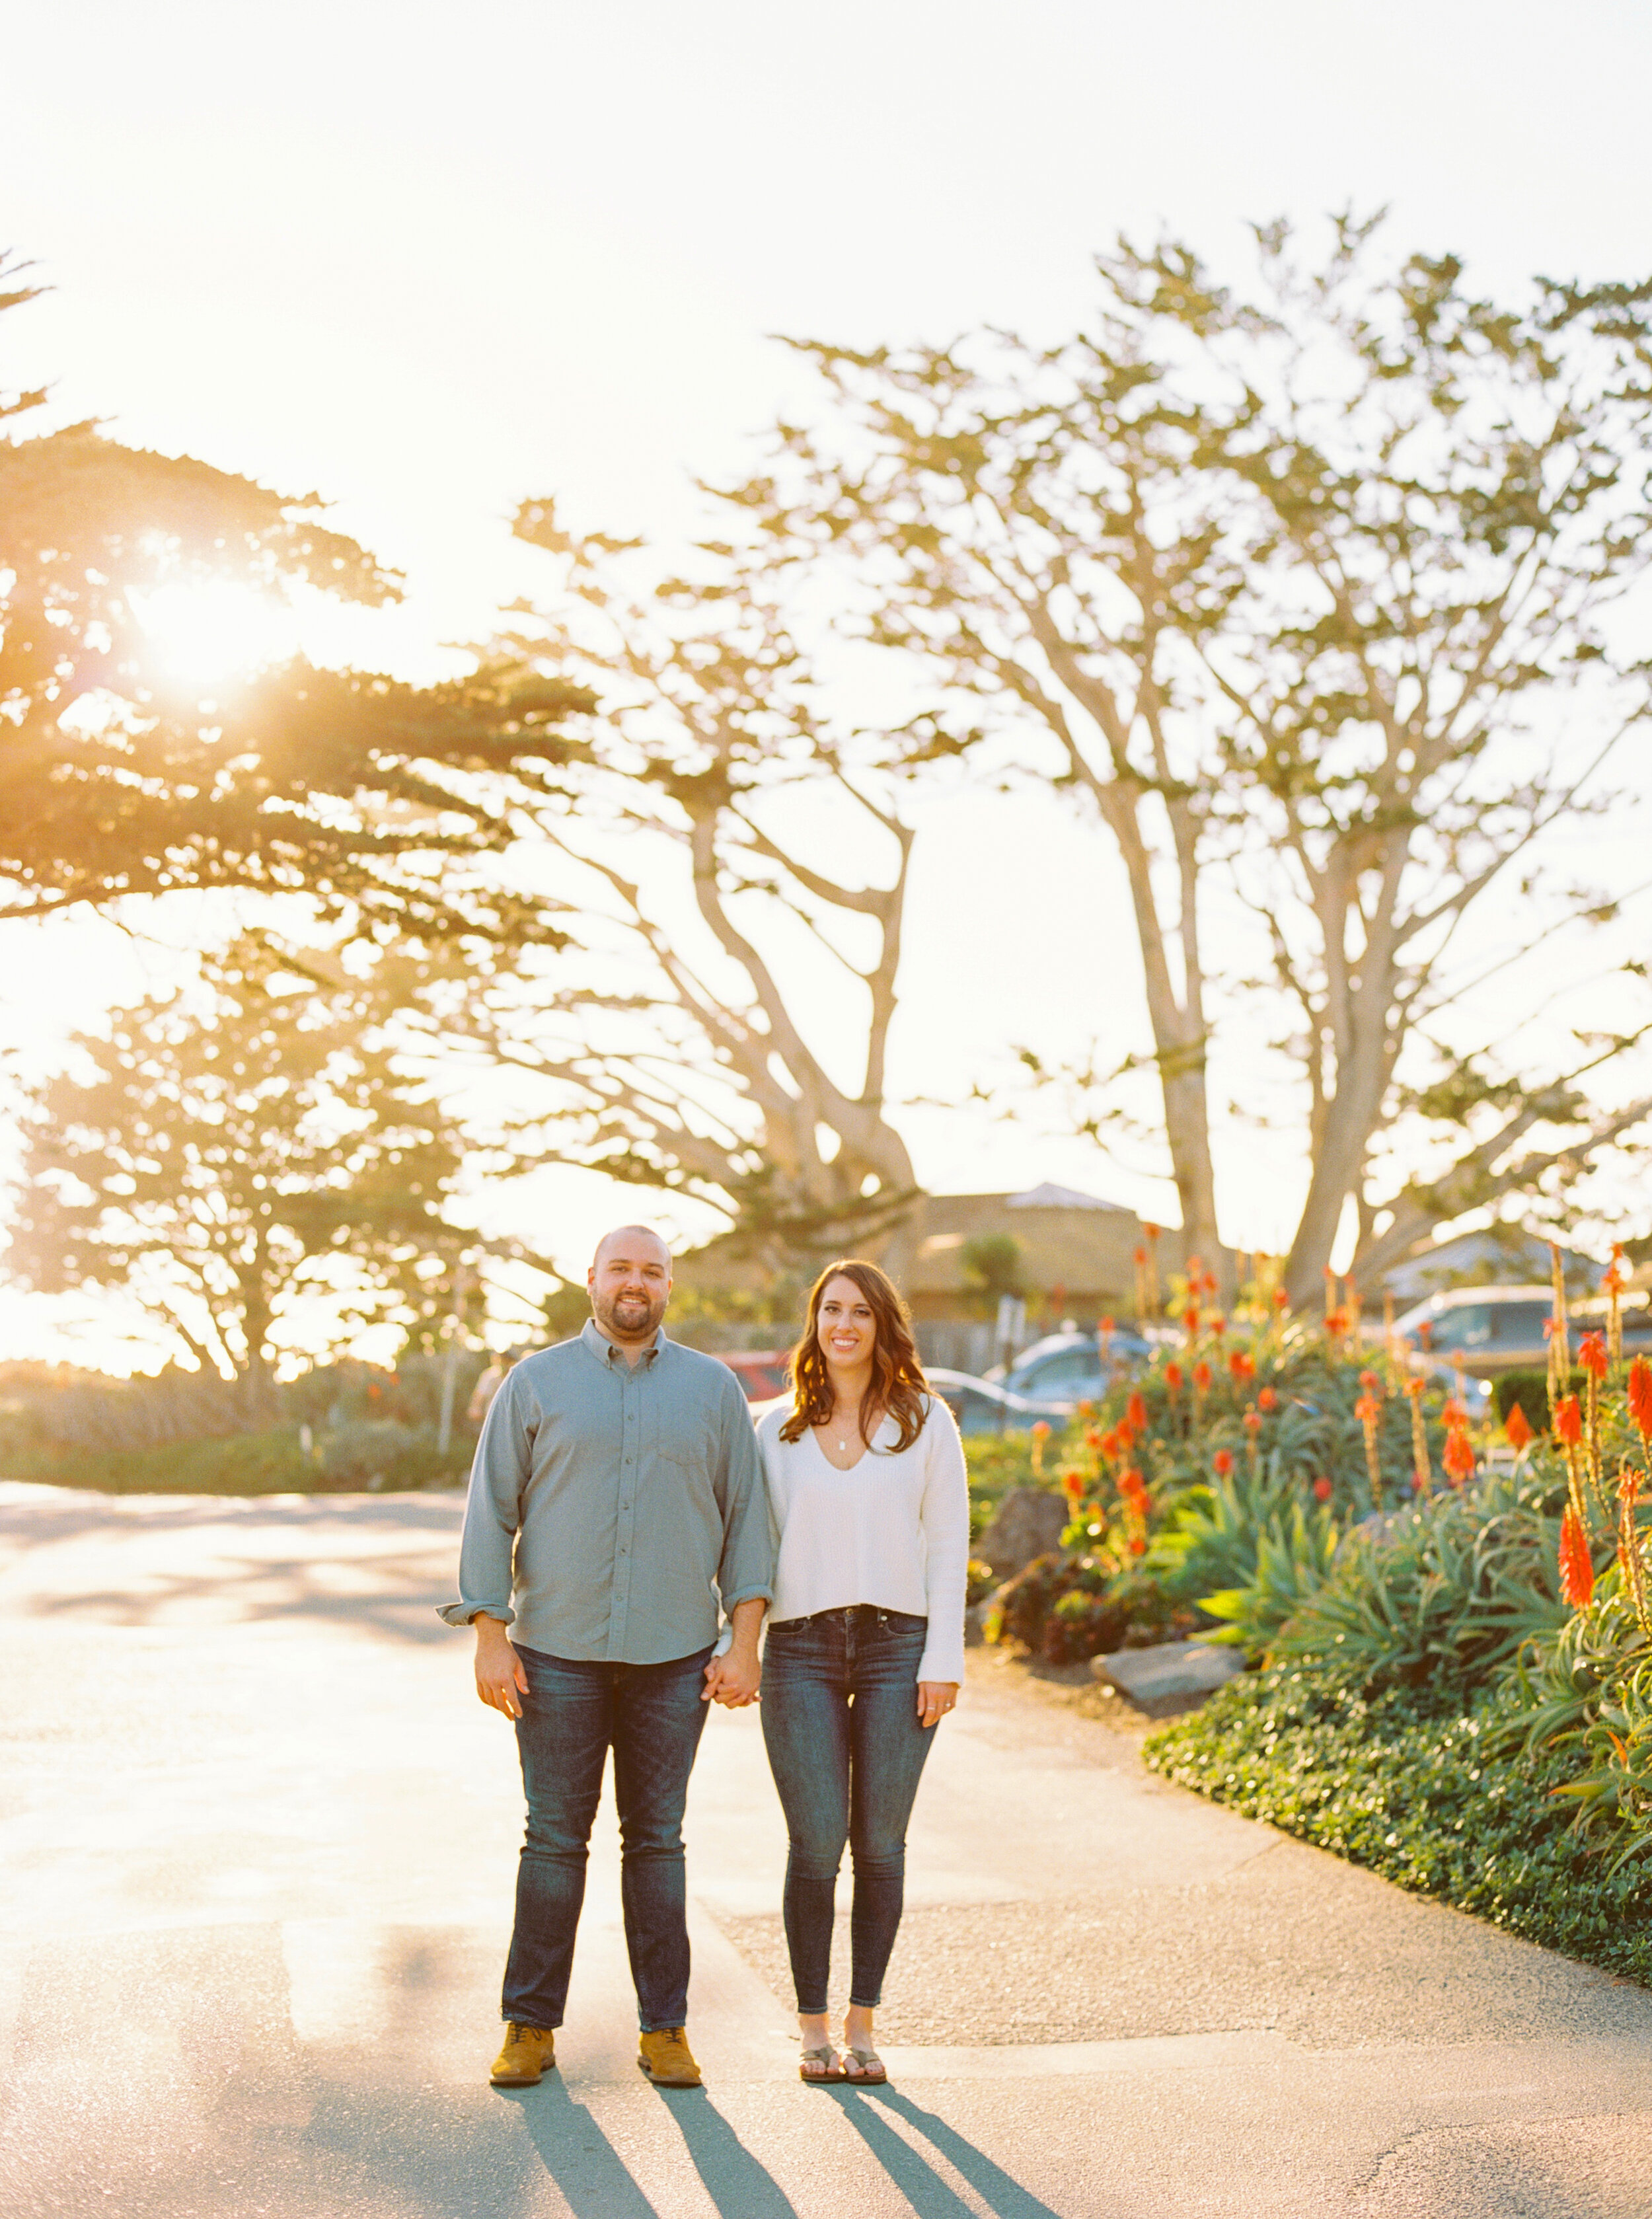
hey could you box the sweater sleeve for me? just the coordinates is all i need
[915,1398,970,1684]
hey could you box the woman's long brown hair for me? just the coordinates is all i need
[780,1258,931,1451]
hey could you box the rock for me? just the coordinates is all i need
[1089,1638,1245,1718]
[975,1487,1069,1581]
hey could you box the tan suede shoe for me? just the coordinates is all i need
[636,2027,701,2087]
[490,2022,557,2086]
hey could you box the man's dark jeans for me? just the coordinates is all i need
[503,1641,714,2033]
[759,1605,934,2014]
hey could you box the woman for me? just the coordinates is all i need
[756,1258,969,2084]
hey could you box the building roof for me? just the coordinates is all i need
[671,1183,1158,1317]
[1380,1227,1598,1302]
[907,1189,1144,1306]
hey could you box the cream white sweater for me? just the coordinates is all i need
[755,1395,970,1684]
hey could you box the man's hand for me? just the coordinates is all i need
[917,1680,959,1729]
[474,1616,529,1720]
[702,1597,765,1708]
[702,1644,761,1707]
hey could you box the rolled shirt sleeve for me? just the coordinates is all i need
[435,1369,531,1629]
[916,1398,971,1684]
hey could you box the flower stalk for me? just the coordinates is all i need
[1618,1460,1651,1638]
[1355,1371,1385,1509]
[1548,1241,1571,1404]
[1404,1377,1433,1495]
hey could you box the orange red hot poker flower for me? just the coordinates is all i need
[1559,1504,1595,1608]
[1630,1357,1652,1445]
[1443,1425,1476,1486]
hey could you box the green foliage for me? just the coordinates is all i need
[1509,1571,1652,1868]
[985,1550,1195,1665]
[1146,1668,1652,1984]
[959,1233,1024,1308]
[1271,1464,1571,1695]
[8,1427,318,1495]
[7,935,470,1396]
[8,1414,472,1497]
[1192,1495,1342,1655]
[317,1419,467,1491]
[1151,1462,1339,1638]
[0,280,587,939]
[1493,1368,1585,1433]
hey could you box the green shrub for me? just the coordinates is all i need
[1494,1368,1585,1434]
[319,1418,467,1490]
[1152,1463,1339,1649]
[1269,1463,1571,1694]
[1503,1567,1652,1867]
[9,1420,470,1495]
[10,1427,318,1495]
[1146,1666,1652,1983]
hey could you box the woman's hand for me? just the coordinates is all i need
[917,1680,959,1729]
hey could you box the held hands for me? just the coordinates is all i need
[702,1643,761,1708]
[703,1597,767,1708]
[474,1616,529,1720]
[917,1680,959,1729]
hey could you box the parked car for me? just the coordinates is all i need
[747,1367,1068,1437]
[716,1349,793,1402]
[1392,1286,1554,1376]
[997,1328,1151,1410]
[924,1369,1073,1435]
[1389,1284,1652,1378]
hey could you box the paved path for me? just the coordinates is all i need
[2,1481,1651,2218]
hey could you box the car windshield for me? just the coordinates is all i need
[1023,1349,1100,1384]
[1424,1304,1493,1350]
[1490,1302,1550,1343]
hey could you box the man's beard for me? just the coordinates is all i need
[594,1286,667,1341]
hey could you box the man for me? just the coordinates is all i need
[439,1225,774,2089]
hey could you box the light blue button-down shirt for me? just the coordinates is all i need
[437,1321,775,1664]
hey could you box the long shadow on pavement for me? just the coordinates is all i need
[829,2084,1064,2219]
[653,2087,801,2216]
[501,2081,665,2218]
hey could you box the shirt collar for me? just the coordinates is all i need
[581,1317,668,1369]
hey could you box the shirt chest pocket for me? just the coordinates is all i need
[656,1411,718,1478]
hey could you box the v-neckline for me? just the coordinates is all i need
[809,1417,881,1475]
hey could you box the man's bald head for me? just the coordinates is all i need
[587,1225,673,1348]
[591,1224,673,1273]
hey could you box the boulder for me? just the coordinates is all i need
[975,1487,1069,1581]
[1090,1638,1244,1718]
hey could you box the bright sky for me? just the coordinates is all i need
[6,0,1652,1368]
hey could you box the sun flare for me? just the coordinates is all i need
[135,582,299,685]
